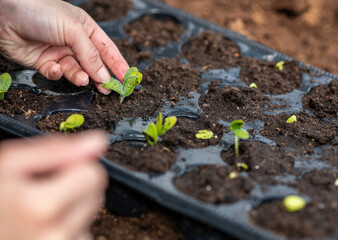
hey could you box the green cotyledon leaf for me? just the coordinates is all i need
[195,130,214,139]
[60,114,84,132]
[233,129,249,139]
[156,112,163,135]
[230,120,245,132]
[102,78,123,95]
[0,73,12,100]
[143,122,158,146]
[160,116,177,135]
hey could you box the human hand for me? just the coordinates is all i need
[0,0,130,94]
[0,132,108,240]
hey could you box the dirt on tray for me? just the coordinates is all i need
[125,15,185,47]
[106,141,177,173]
[79,0,133,22]
[199,81,268,122]
[239,58,308,95]
[182,30,241,70]
[163,0,338,75]
[91,208,184,240]
[302,79,338,119]
[174,165,253,204]
[0,87,60,117]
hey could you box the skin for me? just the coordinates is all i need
[0,132,108,240]
[0,0,130,94]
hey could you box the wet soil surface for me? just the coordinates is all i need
[106,141,177,173]
[0,87,60,117]
[125,15,185,47]
[91,208,184,240]
[251,169,337,239]
[302,79,338,119]
[199,81,268,122]
[239,58,308,95]
[163,0,338,75]
[174,165,253,204]
[79,0,133,22]
[182,30,241,70]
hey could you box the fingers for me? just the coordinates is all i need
[22,162,107,224]
[0,131,108,177]
[38,61,63,80]
[58,55,89,86]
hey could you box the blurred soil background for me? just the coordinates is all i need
[162,0,338,75]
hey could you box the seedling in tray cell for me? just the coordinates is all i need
[0,73,12,100]
[143,113,177,146]
[275,61,285,71]
[59,114,84,133]
[249,83,257,89]
[286,115,297,123]
[195,130,217,139]
[230,120,249,157]
[283,195,306,212]
[102,67,142,103]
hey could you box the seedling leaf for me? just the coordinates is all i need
[59,114,84,133]
[196,130,214,139]
[233,129,249,139]
[275,61,285,71]
[230,120,245,132]
[286,115,297,123]
[156,112,163,134]
[143,123,158,146]
[283,195,306,212]
[102,78,123,95]
[229,171,238,179]
[161,116,177,135]
[0,73,12,100]
[230,120,250,157]
[249,83,257,89]
[237,162,249,171]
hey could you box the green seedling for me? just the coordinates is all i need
[286,115,297,123]
[102,67,142,103]
[283,195,306,212]
[143,113,177,146]
[249,83,257,89]
[196,130,217,139]
[59,114,84,133]
[275,61,285,71]
[229,171,239,179]
[0,73,12,100]
[230,120,249,157]
[237,162,249,171]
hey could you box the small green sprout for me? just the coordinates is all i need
[237,162,249,171]
[102,67,142,103]
[0,73,12,100]
[196,130,218,139]
[230,120,249,157]
[229,171,239,179]
[59,114,84,133]
[143,113,177,146]
[275,61,285,71]
[286,115,297,123]
[249,83,257,89]
[283,195,306,212]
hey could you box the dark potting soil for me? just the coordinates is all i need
[106,141,177,173]
[260,112,337,151]
[36,111,111,133]
[33,73,92,94]
[79,0,133,22]
[113,39,153,67]
[319,145,338,169]
[174,165,253,204]
[162,115,224,149]
[91,208,184,240]
[302,79,338,119]
[199,81,268,122]
[221,141,296,184]
[182,30,241,70]
[238,58,308,95]
[125,15,185,47]
[0,87,60,117]
[251,170,337,239]
[0,54,24,73]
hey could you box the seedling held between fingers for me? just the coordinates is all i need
[143,113,177,146]
[230,120,249,157]
[60,114,84,133]
[0,73,12,100]
[102,67,142,103]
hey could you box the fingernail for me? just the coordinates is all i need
[97,67,111,84]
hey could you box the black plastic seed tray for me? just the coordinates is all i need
[1,0,337,240]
